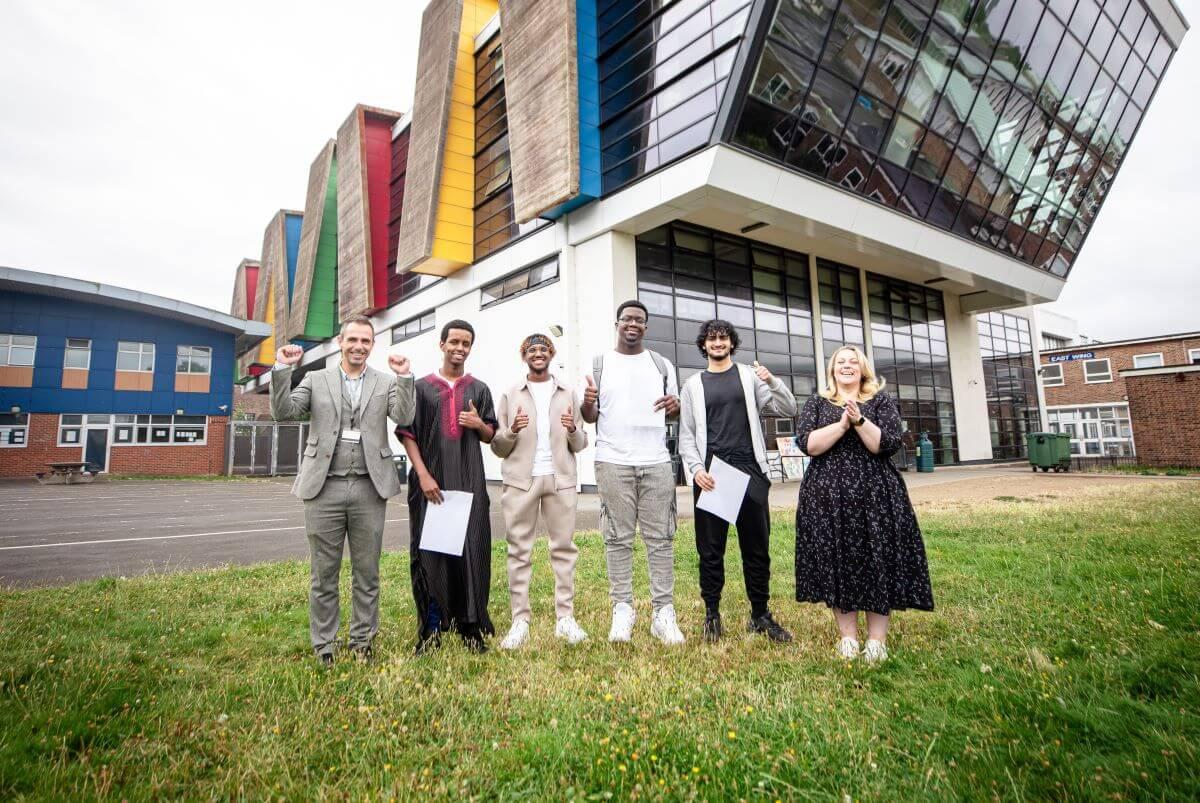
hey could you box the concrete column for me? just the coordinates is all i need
[809,253,826,393]
[569,229,638,486]
[945,294,993,461]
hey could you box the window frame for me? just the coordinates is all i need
[0,333,37,367]
[391,311,437,344]
[175,345,213,375]
[480,256,560,309]
[1040,363,1064,387]
[1189,348,1200,365]
[1082,357,1113,383]
[117,341,156,372]
[64,338,92,370]
[0,412,30,448]
[1131,351,1163,369]
[110,413,209,447]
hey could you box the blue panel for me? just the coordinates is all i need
[87,390,113,409]
[544,0,602,220]
[285,212,303,300]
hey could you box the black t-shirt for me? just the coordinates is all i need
[701,367,756,466]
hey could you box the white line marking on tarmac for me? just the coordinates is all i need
[0,520,407,551]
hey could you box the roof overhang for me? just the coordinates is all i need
[0,265,272,354]
[565,145,1066,313]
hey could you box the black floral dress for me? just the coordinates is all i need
[794,393,934,615]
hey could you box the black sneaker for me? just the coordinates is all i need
[462,632,488,655]
[350,644,373,664]
[317,651,335,669]
[748,611,793,643]
[703,612,723,643]
[414,630,441,656]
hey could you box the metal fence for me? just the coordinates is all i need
[227,421,310,476]
[1070,455,1140,472]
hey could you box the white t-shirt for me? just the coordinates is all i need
[528,379,556,477]
[593,350,678,466]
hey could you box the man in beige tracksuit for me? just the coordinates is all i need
[490,334,589,649]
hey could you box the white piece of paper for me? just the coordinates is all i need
[696,456,750,524]
[630,383,666,428]
[419,490,474,556]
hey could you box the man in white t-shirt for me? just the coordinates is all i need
[581,300,685,644]
[491,334,589,649]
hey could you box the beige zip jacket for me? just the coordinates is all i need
[490,375,588,491]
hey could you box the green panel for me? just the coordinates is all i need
[303,156,339,339]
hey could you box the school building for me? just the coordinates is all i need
[0,267,270,478]
[230,0,1189,482]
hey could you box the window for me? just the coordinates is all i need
[64,338,91,369]
[1047,405,1134,457]
[58,414,84,445]
[392,312,436,344]
[480,257,559,308]
[978,312,1041,459]
[111,414,208,445]
[1041,363,1064,387]
[1132,352,1163,369]
[763,73,792,105]
[117,341,155,372]
[0,413,29,447]
[1190,348,1200,365]
[1083,358,1113,382]
[176,345,212,374]
[0,334,36,366]
[1042,334,1068,350]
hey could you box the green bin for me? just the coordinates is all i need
[1026,432,1071,473]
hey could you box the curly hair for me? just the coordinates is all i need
[694,319,740,357]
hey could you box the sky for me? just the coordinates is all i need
[0,0,1195,343]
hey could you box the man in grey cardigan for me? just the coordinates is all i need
[271,316,416,667]
[678,319,797,643]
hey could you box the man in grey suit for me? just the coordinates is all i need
[271,315,416,667]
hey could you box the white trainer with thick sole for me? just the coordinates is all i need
[862,639,888,665]
[608,602,635,642]
[650,604,685,645]
[836,636,861,661]
[555,616,589,645]
[499,618,530,650]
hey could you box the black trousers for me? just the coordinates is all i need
[693,483,772,616]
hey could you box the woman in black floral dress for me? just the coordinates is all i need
[794,345,933,664]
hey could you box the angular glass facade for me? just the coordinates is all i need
[599,0,754,193]
[728,0,1175,276]
[978,311,1041,458]
[867,273,957,463]
[636,223,820,402]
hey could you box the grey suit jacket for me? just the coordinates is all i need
[271,364,416,501]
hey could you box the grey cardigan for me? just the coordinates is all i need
[678,363,798,480]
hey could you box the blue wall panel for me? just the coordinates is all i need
[285,212,303,299]
[0,291,236,416]
[543,0,602,219]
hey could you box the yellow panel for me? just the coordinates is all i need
[254,276,276,365]
[439,184,474,209]
[446,115,473,140]
[443,150,474,174]
[435,203,473,227]
[433,239,474,264]
[433,219,475,246]
[441,168,474,192]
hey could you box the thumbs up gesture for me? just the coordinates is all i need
[560,407,576,433]
[458,399,485,431]
[511,405,530,434]
[752,359,773,383]
[583,374,598,406]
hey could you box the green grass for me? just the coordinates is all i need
[1086,465,1200,477]
[2,485,1199,800]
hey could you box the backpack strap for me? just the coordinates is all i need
[647,350,670,396]
[592,354,604,391]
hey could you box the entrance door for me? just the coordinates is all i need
[85,428,109,472]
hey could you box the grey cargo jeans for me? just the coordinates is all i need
[594,461,677,611]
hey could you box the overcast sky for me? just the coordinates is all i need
[1,0,1195,343]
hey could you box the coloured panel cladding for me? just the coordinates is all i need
[263,210,303,345]
[499,0,580,222]
[0,290,236,416]
[386,125,413,305]
[291,140,339,342]
[250,270,276,376]
[232,259,265,381]
[397,0,499,277]
[337,104,401,318]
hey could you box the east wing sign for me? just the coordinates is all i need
[1048,352,1096,363]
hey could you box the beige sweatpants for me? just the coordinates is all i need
[501,475,579,621]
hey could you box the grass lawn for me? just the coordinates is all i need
[2,484,1198,801]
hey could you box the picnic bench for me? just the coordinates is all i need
[36,461,98,485]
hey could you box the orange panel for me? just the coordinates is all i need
[0,366,34,387]
[62,368,89,389]
[115,371,153,391]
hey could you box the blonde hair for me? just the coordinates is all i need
[819,345,885,404]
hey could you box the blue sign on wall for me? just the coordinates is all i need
[1049,352,1096,363]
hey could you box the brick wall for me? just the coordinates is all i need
[1042,337,1200,408]
[1123,372,1200,467]
[0,415,229,478]
[234,387,272,419]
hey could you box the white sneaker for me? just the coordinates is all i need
[499,618,529,650]
[608,603,635,642]
[862,639,888,665]
[836,637,861,661]
[650,604,685,645]
[555,616,589,645]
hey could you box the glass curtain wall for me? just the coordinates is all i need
[599,0,754,193]
[978,311,1041,458]
[636,223,819,417]
[729,0,1175,276]
[867,273,956,463]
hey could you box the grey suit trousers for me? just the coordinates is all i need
[303,475,387,653]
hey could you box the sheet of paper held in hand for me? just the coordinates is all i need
[631,384,666,428]
[419,490,473,556]
[696,456,750,524]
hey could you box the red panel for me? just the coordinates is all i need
[386,129,411,307]
[364,114,394,312]
[248,364,268,377]
[245,265,259,319]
